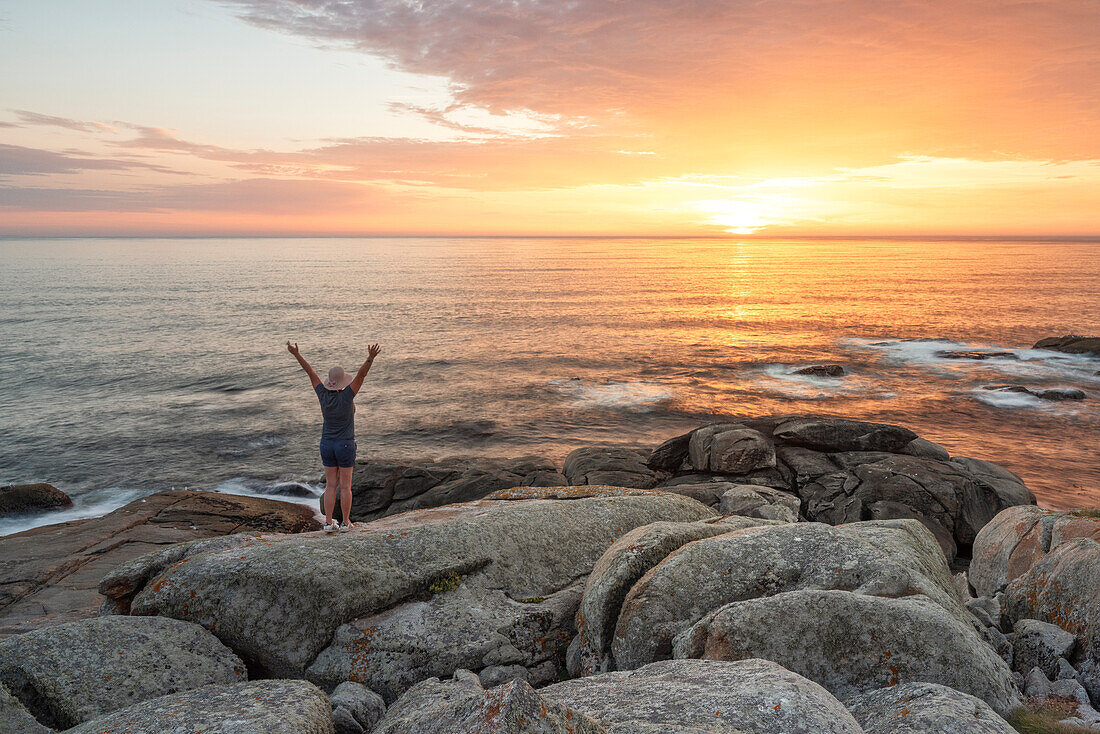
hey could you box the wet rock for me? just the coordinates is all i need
[718,484,800,522]
[0,683,48,734]
[1013,618,1076,679]
[845,681,1016,733]
[936,350,1018,360]
[573,516,771,676]
[327,456,567,522]
[611,520,965,671]
[330,681,385,734]
[373,674,606,734]
[65,680,334,734]
[563,447,660,488]
[0,483,72,516]
[676,589,1020,716]
[0,616,246,729]
[646,431,692,472]
[795,364,846,376]
[772,416,918,453]
[949,456,1036,509]
[799,453,1019,562]
[982,384,1087,401]
[902,437,951,461]
[1033,335,1100,356]
[0,490,319,637]
[108,491,713,679]
[541,658,864,733]
[687,423,776,474]
[1003,538,1100,664]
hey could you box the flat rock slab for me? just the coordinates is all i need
[375,675,607,734]
[542,658,864,733]
[845,682,1016,733]
[675,589,1020,717]
[0,615,246,729]
[0,490,320,636]
[107,492,714,678]
[1033,335,1100,356]
[65,679,334,734]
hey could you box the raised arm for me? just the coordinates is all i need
[287,341,321,388]
[349,343,382,394]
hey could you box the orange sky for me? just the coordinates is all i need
[1,0,1098,236]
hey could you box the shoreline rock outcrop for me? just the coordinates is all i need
[1034,335,1100,356]
[0,490,320,637]
[3,415,1075,733]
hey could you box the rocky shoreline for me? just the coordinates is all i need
[0,414,1098,733]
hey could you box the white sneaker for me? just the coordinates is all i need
[339,522,353,533]
[324,522,339,534]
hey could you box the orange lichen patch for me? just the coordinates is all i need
[897,709,910,717]
[773,703,781,711]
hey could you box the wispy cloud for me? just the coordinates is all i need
[12,110,118,133]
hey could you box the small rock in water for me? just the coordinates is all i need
[0,483,73,516]
[936,350,1018,360]
[794,364,845,376]
[982,384,1087,401]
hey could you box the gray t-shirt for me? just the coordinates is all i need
[315,384,355,440]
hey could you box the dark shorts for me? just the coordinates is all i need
[320,438,356,468]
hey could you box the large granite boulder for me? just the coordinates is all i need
[675,589,1020,716]
[970,505,1100,597]
[330,681,386,734]
[572,515,775,676]
[326,456,569,522]
[307,581,583,701]
[1003,537,1100,664]
[541,658,864,733]
[0,490,320,637]
[845,682,1016,733]
[101,490,714,682]
[374,672,606,734]
[643,415,1034,564]
[0,616,246,729]
[562,448,660,488]
[0,483,72,516]
[610,520,964,670]
[1033,335,1100,356]
[65,680,334,734]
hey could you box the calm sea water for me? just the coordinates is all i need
[1,237,1098,534]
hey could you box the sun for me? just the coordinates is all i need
[692,195,797,234]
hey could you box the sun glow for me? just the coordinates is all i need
[692,195,802,234]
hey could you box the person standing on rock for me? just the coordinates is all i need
[287,341,382,533]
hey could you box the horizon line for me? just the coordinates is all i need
[2,233,1100,241]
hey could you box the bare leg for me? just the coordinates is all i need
[338,466,354,527]
[323,466,339,525]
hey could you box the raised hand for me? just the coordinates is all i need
[367,343,382,360]
[287,341,300,356]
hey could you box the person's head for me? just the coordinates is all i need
[323,365,351,391]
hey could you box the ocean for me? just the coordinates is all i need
[1,236,1097,535]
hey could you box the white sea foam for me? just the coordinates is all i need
[550,378,673,411]
[756,365,893,401]
[844,337,1100,380]
[0,487,146,537]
